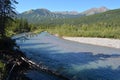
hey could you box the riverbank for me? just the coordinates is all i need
[63,37,120,49]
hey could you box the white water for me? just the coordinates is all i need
[15,32,120,80]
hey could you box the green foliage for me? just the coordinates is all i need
[5,18,35,37]
[44,24,120,39]
[0,61,4,68]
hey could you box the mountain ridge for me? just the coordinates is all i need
[18,6,109,23]
[81,6,109,15]
[20,6,109,15]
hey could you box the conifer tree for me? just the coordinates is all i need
[0,0,18,37]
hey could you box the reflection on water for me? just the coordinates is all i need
[15,32,120,80]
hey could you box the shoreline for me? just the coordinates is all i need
[63,37,120,49]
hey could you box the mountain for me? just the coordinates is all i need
[18,8,82,23]
[81,7,109,16]
[18,7,109,23]
[75,8,120,24]
[52,8,119,26]
[22,8,52,16]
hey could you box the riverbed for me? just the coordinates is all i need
[15,32,120,80]
[63,37,120,49]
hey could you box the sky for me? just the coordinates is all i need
[16,0,120,13]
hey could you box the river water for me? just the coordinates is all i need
[15,32,120,80]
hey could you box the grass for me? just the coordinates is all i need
[0,61,5,79]
[0,61,4,68]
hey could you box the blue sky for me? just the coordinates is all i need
[16,0,120,13]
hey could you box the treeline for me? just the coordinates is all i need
[32,9,120,39]
[5,18,36,37]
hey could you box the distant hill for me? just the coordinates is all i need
[81,7,109,16]
[72,8,120,24]
[18,7,109,24]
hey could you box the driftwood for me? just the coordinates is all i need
[21,57,70,80]
[0,50,70,80]
[6,63,16,80]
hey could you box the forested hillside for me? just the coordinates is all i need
[33,8,120,39]
[18,7,108,24]
[18,9,82,24]
[17,8,120,39]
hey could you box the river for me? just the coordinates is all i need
[15,32,120,80]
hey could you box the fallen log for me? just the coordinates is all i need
[21,57,70,80]
[0,50,70,80]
